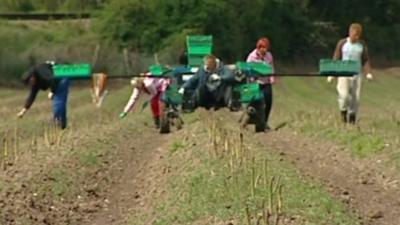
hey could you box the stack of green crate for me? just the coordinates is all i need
[186,35,213,67]
[319,59,361,75]
[53,64,92,79]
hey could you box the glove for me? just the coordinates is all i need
[48,92,54,100]
[17,108,27,118]
[366,73,373,81]
[119,112,127,119]
[210,73,221,82]
[326,76,334,83]
[235,72,246,82]
[178,87,185,95]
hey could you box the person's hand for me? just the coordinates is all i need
[234,72,246,82]
[326,76,334,83]
[17,108,27,118]
[48,92,54,100]
[178,87,185,95]
[366,73,373,81]
[119,112,127,119]
[210,73,221,82]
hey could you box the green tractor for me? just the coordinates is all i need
[232,62,273,132]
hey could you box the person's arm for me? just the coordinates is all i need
[361,41,372,75]
[220,67,235,82]
[18,85,39,117]
[182,72,200,90]
[50,82,58,96]
[333,39,346,60]
[363,59,372,77]
[328,39,346,83]
[266,52,275,72]
[24,85,40,110]
[122,87,141,114]
[267,53,275,83]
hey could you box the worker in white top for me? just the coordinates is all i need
[327,23,373,124]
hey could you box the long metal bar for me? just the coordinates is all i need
[271,73,355,77]
[105,72,354,79]
[106,75,174,79]
[63,72,355,80]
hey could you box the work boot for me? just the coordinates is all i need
[154,117,161,128]
[349,113,356,125]
[340,110,348,123]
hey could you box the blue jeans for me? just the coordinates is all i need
[53,78,70,129]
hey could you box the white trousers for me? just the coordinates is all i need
[336,75,362,114]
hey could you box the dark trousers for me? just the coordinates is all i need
[260,83,273,124]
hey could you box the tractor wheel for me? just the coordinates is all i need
[254,100,266,133]
[159,114,170,134]
[175,117,183,130]
[229,88,242,112]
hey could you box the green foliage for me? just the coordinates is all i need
[0,20,146,85]
[0,20,97,85]
[0,0,107,12]
[98,0,313,61]
[169,141,185,154]
[98,0,400,63]
[307,0,400,61]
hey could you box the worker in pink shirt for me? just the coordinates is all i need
[119,73,170,128]
[246,37,275,130]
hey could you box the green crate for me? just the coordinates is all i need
[149,64,172,76]
[236,83,263,103]
[53,64,92,78]
[187,35,213,51]
[236,61,273,76]
[319,59,361,75]
[187,35,213,67]
[163,84,183,105]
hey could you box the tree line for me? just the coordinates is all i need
[2,0,399,65]
[98,0,400,65]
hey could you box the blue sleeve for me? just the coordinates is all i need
[182,73,200,90]
[220,67,235,82]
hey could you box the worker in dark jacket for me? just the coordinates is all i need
[180,54,234,110]
[17,62,70,129]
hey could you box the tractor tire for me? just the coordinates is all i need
[229,87,242,112]
[175,117,183,130]
[159,114,170,134]
[254,100,266,133]
[182,90,196,113]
